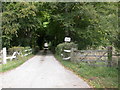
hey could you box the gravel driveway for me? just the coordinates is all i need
[0,51,90,88]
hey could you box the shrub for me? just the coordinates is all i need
[8,46,24,55]
[56,42,78,56]
[24,46,31,50]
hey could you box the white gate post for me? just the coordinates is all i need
[3,47,7,64]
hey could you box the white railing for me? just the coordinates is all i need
[22,49,32,57]
[0,50,2,58]
[1,47,32,64]
[0,50,3,64]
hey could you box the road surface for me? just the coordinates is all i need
[0,51,90,88]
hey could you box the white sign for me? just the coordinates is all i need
[64,37,71,42]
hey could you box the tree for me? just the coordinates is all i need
[2,2,118,51]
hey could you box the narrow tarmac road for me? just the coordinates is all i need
[0,51,90,88]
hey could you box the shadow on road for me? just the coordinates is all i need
[36,50,53,56]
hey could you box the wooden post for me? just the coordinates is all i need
[3,47,7,64]
[70,48,77,63]
[70,48,74,62]
[107,47,112,67]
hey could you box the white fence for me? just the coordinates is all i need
[0,50,3,64]
[0,47,32,64]
[21,49,32,57]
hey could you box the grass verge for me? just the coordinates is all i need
[55,54,119,88]
[0,54,34,73]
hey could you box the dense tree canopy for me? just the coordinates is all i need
[1,2,119,50]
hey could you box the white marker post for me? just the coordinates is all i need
[63,37,71,60]
[3,47,7,64]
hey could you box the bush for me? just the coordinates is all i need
[24,46,31,50]
[56,42,78,56]
[8,46,24,55]
[8,46,33,55]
